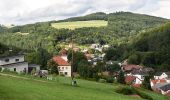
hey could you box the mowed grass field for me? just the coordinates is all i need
[51,20,108,30]
[0,75,169,100]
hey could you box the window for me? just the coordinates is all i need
[64,72,68,75]
[66,67,68,69]
[14,68,16,72]
[5,59,9,62]
[15,59,19,62]
[62,67,64,69]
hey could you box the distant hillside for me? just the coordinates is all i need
[0,12,169,53]
[56,12,107,22]
[127,23,170,70]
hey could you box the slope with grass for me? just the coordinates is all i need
[0,74,169,100]
[51,20,108,30]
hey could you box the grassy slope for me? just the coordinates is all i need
[0,75,169,100]
[51,20,108,30]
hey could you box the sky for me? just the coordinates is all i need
[0,0,170,25]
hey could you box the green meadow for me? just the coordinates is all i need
[51,20,108,30]
[0,74,169,100]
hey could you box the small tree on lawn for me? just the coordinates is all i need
[47,60,58,75]
[117,70,125,84]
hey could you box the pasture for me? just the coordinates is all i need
[0,74,169,100]
[51,20,108,30]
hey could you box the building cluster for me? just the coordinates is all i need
[121,60,170,96]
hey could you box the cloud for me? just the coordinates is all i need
[0,0,169,25]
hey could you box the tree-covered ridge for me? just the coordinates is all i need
[127,23,170,71]
[0,12,169,53]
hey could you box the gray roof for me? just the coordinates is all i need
[160,83,170,92]
[0,55,24,60]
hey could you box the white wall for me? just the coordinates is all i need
[58,65,71,77]
[2,62,28,73]
[0,55,25,65]
[154,73,168,79]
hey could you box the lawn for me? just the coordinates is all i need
[51,20,108,30]
[0,74,169,100]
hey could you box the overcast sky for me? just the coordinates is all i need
[0,0,169,25]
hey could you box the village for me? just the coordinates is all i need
[0,43,170,97]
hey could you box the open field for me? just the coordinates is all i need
[0,74,169,100]
[51,20,108,30]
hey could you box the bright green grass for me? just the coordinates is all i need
[51,20,108,30]
[0,75,169,100]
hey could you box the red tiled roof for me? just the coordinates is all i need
[151,79,167,86]
[53,56,70,66]
[123,64,143,71]
[125,76,136,84]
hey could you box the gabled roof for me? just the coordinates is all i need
[123,64,143,71]
[125,76,136,84]
[53,56,70,66]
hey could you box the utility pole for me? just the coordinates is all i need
[71,32,77,86]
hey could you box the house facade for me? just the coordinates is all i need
[0,55,28,73]
[53,56,71,77]
[0,55,40,73]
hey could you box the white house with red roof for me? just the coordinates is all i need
[53,56,71,77]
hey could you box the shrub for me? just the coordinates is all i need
[98,79,106,83]
[106,77,114,83]
[0,67,2,72]
[134,90,153,100]
[115,86,135,95]
[116,86,153,100]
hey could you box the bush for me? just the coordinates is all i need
[98,79,106,83]
[0,67,2,72]
[116,86,153,100]
[115,86,135,95]
[106,77,114,83]
[134,90,153,100]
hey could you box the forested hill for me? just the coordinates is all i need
[0,12,169,53]
[127,23,170,71]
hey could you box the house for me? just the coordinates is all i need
[125,75,144,86]
[53,56,71,77]
[0,55,39,73]
[154,72,170,79]
[0,55,28,73]
[122,64,143,73]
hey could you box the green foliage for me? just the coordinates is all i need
[67,51,87,72]
[77,60,90,78]
[98,78,106,83]
[25,48,51,69]
[115,86,135,95]
[31,68,36,75]
[117,71,125,84]
[47,60,58,75]
[106,63,121,74]
[116,86,153,100]
[142,76,152,90]
[0,67,2,72]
